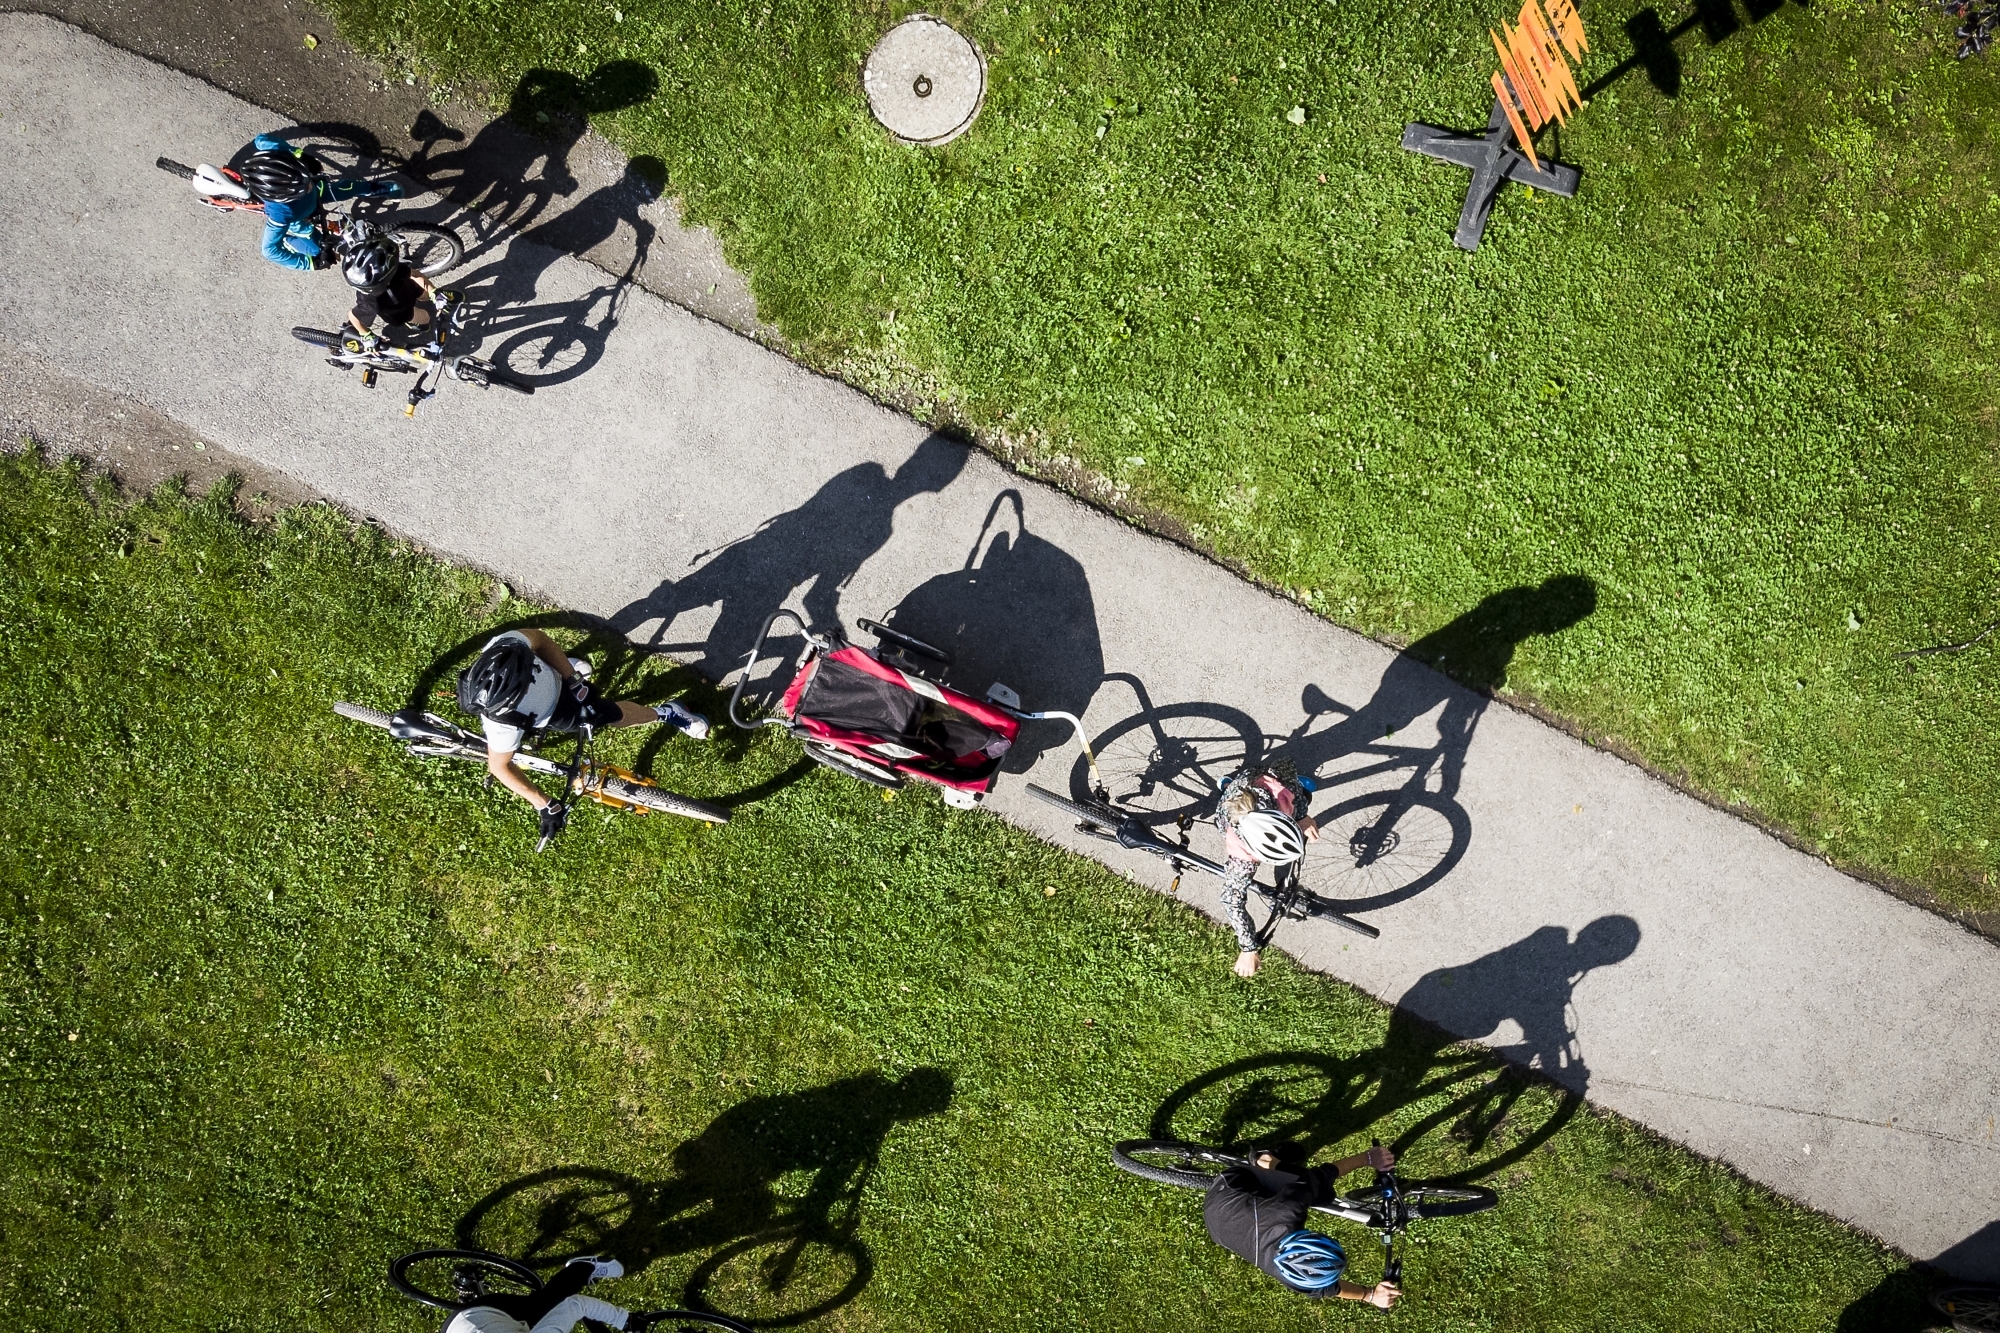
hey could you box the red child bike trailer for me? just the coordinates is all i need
[727,610,1100,808]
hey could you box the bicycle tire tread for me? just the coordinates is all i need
[1402,1184,1500,1219]
[334,701,395,730]
[1110,1138,1247,1191]
[602,776,730,824]
[1026,784,1124,828]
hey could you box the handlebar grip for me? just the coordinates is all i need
[156,156,196,179]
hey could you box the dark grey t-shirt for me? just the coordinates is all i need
[1202,1163,1338,1297]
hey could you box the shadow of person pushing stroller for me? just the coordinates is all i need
[608,434,971,679]
[876,490,1104,773]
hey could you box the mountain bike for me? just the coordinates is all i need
[389,1249,752,1333]
[1110,1138,1497,1288]
[334,703,729,845]
[154,155,463,275]
[291,285,532,417]
[1026,784,1382,939]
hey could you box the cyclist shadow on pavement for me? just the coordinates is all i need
[1279,573,1599,807]
[608,433,973,681]
[872,489,1105,774]
[453,1068,954,1326]
[405,63,660,263]
[1835,1221,2000,1330]
[1148,917,1639,1186]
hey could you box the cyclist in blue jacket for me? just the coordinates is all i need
[236,136,403,271]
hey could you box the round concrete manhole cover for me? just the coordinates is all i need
[863,15,986,146]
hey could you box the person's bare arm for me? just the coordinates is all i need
[1332,1144,1396,1175]
[486,748,550,809]
[1336,1280,1399,1308]
[515,628,575,678]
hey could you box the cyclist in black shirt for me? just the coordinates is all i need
[342,233,454,350]
[1203,1144,1401,1307]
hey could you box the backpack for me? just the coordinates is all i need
[456,638,540,730]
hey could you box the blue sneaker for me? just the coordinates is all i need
[655,701,710,740]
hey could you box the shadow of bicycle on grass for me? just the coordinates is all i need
[454,1069,952,1327]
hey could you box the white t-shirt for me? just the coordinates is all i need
[444,1296,627,1333]
[479,630,562,753]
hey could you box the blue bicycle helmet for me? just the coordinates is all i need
[1272,1230,1346,1291]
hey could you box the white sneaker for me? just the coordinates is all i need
[577,1255,624,1281]
[568,657,593,680]
[655,701,710,740]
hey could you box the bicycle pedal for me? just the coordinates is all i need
[360,367,377,388]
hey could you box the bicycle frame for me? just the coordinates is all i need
[320,288,470,415]
[1058,797,1381,940]
[383,711,669,845]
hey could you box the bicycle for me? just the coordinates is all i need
[155,154,463,276]
[389,1248,753,1333]
[291,283,534,417]
[1110,1137,1497,1289]
[1934,1284,2000,1333]
[1076,693,1470,914]
[333,703,729,847]
[1025,783,1382,939]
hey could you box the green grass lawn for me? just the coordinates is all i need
[313,0,2000,915]
[0,454,1939,1329]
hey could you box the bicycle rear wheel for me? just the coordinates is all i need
[1110,1139,1251,1190]
[1400,1184,1500,1220]
[389,222,463,276]
[389,1249,541,1311]
[600,775,731,825]
[1934,1285,2000,1333]
[293,327,344,351]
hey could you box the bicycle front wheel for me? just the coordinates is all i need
[1025,783,1125,830]
[1401,1184,1500,1220]
[1110,1139,1250,1190]
[389,222,463,276]
[640,1312,755,1333]
[334,701,395,730]
[389,1249,541,1311]
[600,775,731,825]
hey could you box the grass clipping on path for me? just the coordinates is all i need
[0,454,1923,1329]
[320,0,2000,912]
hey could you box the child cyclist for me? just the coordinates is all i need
[1204,1145,1402,1306]
[341,232,455,351]
[1214,762,1320,977]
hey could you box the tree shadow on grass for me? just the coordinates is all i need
[454,1069,953,1327]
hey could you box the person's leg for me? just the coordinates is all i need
[484,1260,594,1323]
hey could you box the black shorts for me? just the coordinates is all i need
[545,679,623,733]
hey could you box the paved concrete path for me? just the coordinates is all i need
[3,13,1996,1280]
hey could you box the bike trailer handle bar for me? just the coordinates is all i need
[994,706,1106,794]
[727,608,834,731]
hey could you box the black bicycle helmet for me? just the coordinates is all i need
[341,235,401,295]
[456,639,538,721]
[238,149,315,205]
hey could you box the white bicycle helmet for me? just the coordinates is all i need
[1235,809,1307,864]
